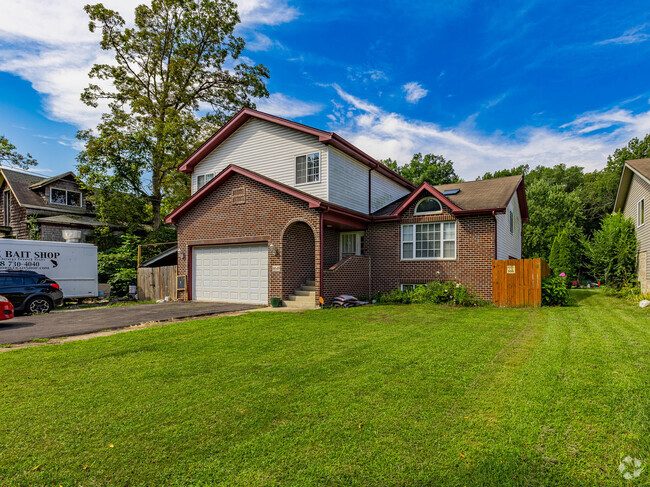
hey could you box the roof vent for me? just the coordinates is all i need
[442,189,460,195]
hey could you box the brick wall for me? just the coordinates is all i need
[282,221,316,300]
[366,197,496,301]
[323,255,370,303]
[323,226,339,268]
[175,174,321,305]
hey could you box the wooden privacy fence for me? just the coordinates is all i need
[492,258,551,307]
[137,265,177,301]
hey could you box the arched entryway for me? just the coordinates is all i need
[282,221,316,300]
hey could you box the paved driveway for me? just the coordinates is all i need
[0,301,256,344]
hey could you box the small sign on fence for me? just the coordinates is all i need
[506,265,516,274]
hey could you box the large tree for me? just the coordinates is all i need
[77,0,269,229]
[0,136,37,169]
[383,153,460,186]
[523,179,583,261]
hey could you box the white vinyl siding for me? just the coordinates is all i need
[370,170,411,213]
[327,146,370,213]
[496,194,522,259]
[623,173,650,284]
[401,222,456,260]
[191,118,328,200]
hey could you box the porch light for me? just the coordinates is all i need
[269,244,279,256]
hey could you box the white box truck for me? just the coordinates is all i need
[0,239,98,298]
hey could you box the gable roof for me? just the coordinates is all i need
[177,108,415,190]
[29,171,76,190]
[164,164,371,225]
[614,158,650,212]
[376,175,528,221]
[0,168,90,215]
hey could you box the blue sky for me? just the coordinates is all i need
[1,0,650,179]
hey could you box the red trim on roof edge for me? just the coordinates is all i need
[165,164,324,224]
[390,182,462,216]
[177,108,414,189]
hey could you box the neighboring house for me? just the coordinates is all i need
[165,108,529,307]
[614,158,650,292]
[0,168,115,242]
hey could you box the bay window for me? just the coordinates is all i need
[401,222,456,260]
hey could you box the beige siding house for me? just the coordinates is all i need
[614,158,650,292]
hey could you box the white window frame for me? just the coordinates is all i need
[50,187,82,207]
[401,222,456,261]
[414,197,443,215]
[295,152,320,186]
[509,210,514,234]
[638,198,645,227]
[196,172,214,191]
[339,231,364,259]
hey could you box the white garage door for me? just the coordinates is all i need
[193,245,268,304]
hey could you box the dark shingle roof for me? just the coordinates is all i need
[1,168,90,214]
[372,175,524,216]
[434,175,523,211]
[627,158,650,180]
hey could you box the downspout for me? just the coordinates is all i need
[368,168,373,215]
[320,210,324,304]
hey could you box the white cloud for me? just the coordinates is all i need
[596,24,650,45]
[246,32,282,52]
[402,82,428,104]
[328,86,650,178]
[256,93,322,118]
[0,0,298,129]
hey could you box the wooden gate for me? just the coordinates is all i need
[137,265,177,301]
[492,258,551,307]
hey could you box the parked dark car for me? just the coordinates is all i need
[0,270,64,314]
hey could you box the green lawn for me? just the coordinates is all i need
[0,290,648,486]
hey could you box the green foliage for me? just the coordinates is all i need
[77,0,270,229]
[97,234,140,296]
[480,164,529,180]
[522,179,583,261]
[587,212,637,289]
[377,281,482,306]
[541,275,572,306]
[0,136,37,169]
[548,220,584,282]
[381,153,460,186]
[26,216,40,241]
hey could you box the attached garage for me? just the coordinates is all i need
[192,244,268,304]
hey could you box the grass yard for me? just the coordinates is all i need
[0,290,648,486]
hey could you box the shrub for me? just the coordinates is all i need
[377,281,482,307]
[541,275,573,306]
[587,212,637,290]
[548,220,585,282]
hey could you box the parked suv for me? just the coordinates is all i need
[0,270,64,314]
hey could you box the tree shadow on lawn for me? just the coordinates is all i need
[569,288,602,306]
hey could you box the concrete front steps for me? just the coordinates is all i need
[283,280,318,309]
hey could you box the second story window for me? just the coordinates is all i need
[509,210,514,234]
[196,173,215,191]
[51,188,82,207]
[296,152,319,185]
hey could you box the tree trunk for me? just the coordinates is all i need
[151,159,162,230]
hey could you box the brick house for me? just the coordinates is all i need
[166,108,529,307]
[0,168,117,242]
